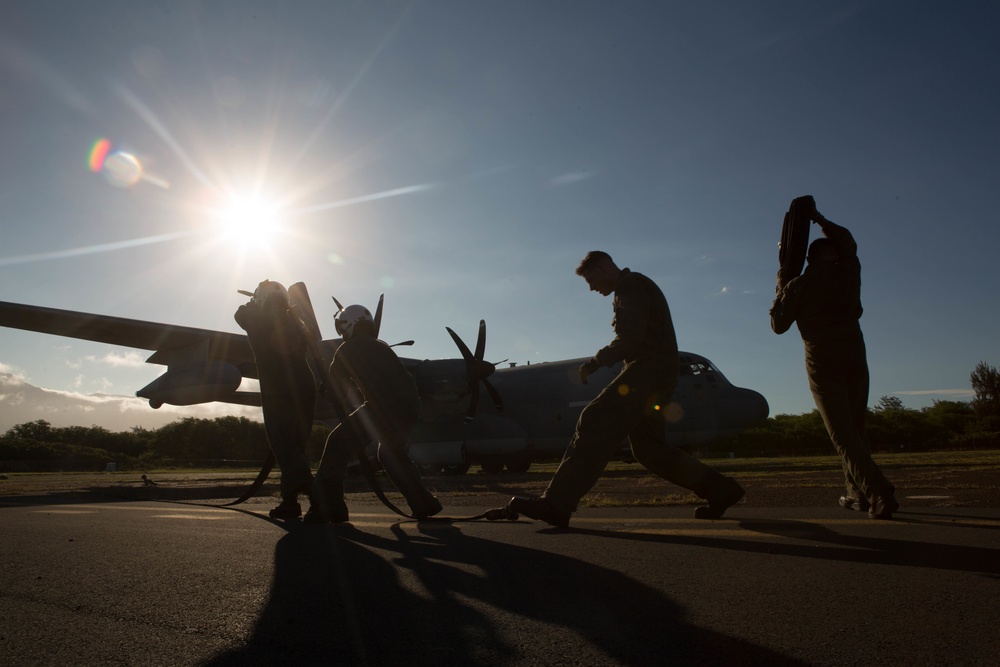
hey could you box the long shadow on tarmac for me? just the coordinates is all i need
[0,484,285,507]
[202,520,808,666]
[569,517,1000,577]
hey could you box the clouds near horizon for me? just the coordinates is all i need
[0,371,260,433]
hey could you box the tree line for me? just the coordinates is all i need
[3,362,998,472]
[0,416,331,473]
[717,361,1000,457]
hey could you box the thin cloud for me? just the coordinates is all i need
[0,231,197,267]
[894,389,974,397]
[550,171,593,187]
[0,362,25,382]
[295,183,436,214]
[0,372,261,433]
[101,351,146,368]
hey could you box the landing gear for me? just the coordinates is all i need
[417,463,442,476]
[480,459,504,475]
[504,457,531,474]
[441,461,471,475]
[479,457,531,474]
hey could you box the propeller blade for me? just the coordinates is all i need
[446,326,475,362]
[447,321,504,420]
[374,294,384,337]
[474,319,486,360]
[465,384,480,422]
[331,295,346,312]
[483,379,504,412]
[288,282,322,345]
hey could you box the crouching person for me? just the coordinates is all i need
[307,304,441,523]
[235,280,316,520]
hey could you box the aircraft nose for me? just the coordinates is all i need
[731,387,769,427]
[746,388,770,423]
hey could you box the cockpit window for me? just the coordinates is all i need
[679,356,717,380]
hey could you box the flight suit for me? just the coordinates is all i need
[235,299,317,504]
[313,334,441,519]
[542,269,739,514]
[770,222,894,503]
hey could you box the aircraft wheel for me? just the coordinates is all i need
[479,460,504,475]
[505,458,531,474]
[418,464,442,476]
[441,461,470,476]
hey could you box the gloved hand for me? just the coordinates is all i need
[234,301,257,330]
[579,357,602,384]
[775,268,790,293]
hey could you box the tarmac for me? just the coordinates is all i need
[2,495,998,666]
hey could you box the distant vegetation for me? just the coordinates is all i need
[0,417,331,473]
[714,398,994,458]
[3,362,998,472]
[713,361,1000,458]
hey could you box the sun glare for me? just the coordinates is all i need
[215,195,284,248]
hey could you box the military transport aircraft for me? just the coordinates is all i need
[0,284,768,474]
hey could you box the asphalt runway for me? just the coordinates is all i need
[2,496,998,666]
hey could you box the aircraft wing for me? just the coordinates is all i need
[0,300,256,375]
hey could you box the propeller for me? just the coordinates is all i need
[445,320,505,421]
[373,294,384,337]
[288,282,322,346]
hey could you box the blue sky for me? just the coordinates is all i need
[0,1,997,432]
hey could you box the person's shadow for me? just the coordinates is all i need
[204,520,806,666]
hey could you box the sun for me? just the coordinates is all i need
[214,194,285,248]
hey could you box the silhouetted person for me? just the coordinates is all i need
[235,280,317,520]
[306,304,441,523]
[770,202,898,519]
[506,251,745,527]
[141,474,157,487]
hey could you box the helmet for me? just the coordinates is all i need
[253,280,288,308]
[334,304,374,339]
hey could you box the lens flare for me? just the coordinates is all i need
[88,138,168,189]
[88,138,111,172]
[664,402,684,423]
[103,151,144,188]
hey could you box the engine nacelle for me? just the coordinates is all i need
[405,413,528,467]
[137,362,243,408]
[460,413,529,459]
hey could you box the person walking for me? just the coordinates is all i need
[506,251,745,527]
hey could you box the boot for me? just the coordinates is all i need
[507,496,570,528]
[869,494,899,520]
[693,477,745,520]
[268,499,302,520]
[410,495,443,520]
[306,481,349,524]
[838,492,870,512]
